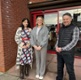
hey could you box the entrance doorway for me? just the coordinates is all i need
[30,11,58,54]
[30,6,81,57]
[44,12,58,54]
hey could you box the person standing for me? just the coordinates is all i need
[55,13,79,80]
[30,16,49,79]
[15,18,33,79]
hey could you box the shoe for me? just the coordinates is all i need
[20,65,24,79]
[36,75,39,78]
[25,64,30,76]
[39,76,43,79]
[20,73,24,79]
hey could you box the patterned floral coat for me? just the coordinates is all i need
[15,27,33,69]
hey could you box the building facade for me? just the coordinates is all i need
[0,0,81,72]
[28,0,81,56]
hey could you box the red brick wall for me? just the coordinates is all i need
[29,0,47,3]
[0,0,30,72]
[0,0,5,72]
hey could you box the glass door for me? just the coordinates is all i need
[44,12,59,53]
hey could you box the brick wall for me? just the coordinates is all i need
[0,0,5,72]
[29,0,47,3]
[0,0,30,72]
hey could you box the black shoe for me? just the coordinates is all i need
[20,73,24,79]
[20,65,24,79]
[25,64,30,76]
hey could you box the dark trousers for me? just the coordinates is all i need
[56,53,76,80]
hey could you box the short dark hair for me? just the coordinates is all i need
[63,13,72,17]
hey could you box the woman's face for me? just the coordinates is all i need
[22,20,28,27]
[36,17,43,26]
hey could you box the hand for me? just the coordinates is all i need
[26,43,30,48]
[37,46,42,50]
[22,45,27,49]
[58,47,62,52]
[28,28,32,32]
[33,45,41,51]
[33,45,38,50]
[20,42,24,47]
[56,47,59,52]
[56,47,62,53]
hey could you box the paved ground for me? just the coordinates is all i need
[0,54,81,80]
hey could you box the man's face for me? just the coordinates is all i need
[62,15,72,26]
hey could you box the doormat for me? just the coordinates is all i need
[27,78,35,80]
[18,78,35,80]
[47,50,56,54]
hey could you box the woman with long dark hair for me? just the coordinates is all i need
[15,18,33,79]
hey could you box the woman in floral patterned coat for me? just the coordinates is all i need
[15,18,33,79]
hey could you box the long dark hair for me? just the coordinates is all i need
[20,18,31,30]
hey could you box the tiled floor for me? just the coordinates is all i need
[0,54,81,80]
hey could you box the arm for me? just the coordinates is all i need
[55,35,60,52]
[30,29,40,50]
[30,30,35,47]
[15,27,24,47]
[61,27,79,51]
[55,35,59,48]
[40,27,49,47]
